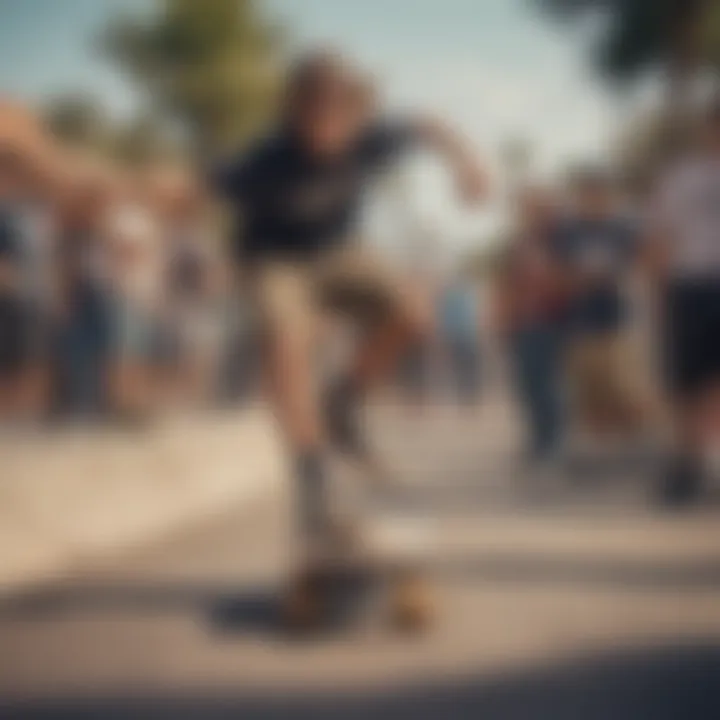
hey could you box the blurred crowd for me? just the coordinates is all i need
[492,171,654,464]
[398,100,720,508]
[396,167,655,442]
[0,101,239,425]
[2,88,720,507]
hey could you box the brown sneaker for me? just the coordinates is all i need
[388,570,435,633]
[281,567,325,631]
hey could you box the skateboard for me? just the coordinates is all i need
[280,519,435,635]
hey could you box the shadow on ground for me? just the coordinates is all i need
[3,546,720,633]
[0,582,283,638]
[1,641,718,719]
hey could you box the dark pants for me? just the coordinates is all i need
[399,340,433,402]
[55,284,110,416]
[446,336,481,404]
[664,280,720,401]
[512,323,564,459]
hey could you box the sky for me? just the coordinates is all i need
[0,0,637,247]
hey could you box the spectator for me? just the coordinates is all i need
[0,133,59,424]
[553,168,649,441]
[13,153,59,420]
[156,169,226,407]
[649,102,720,506]
[54,158,115,418]
[495,186,565,464]
[0,103,65,422]
[104,173,165,421]
[438,266,483,408]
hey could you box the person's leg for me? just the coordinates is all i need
[172,317,201,407]
[16,305,52,421]
[529,326,564,460]
[188,312,224,407]
[319,247,431,457]
[107,298,153,420]
[261,265,322,448]
[598,331,660,437]
[73,288,109,417]
[256,263,332,539]
[532,325,564,458]
[399,339,432,409]
[566,335,610,436]
[0,305,22,420]
[513,327,547,461]
[696,295,720,451]
[659,283,712,506]
[90,286,114,416]
[454,337,482,408]
[18,364,50,419]
[0,378,13,420]
[0,297,29,422]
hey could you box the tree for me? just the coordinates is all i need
[536,0,713,111]
[110,113,179,167]
[540,1,702,78]
[101,0,282,157]
[43,94,112,151]
[537,0,716,161]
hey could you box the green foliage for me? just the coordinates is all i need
[536,0,705,82]
[43,94,112,151]
[701,0,720,66]
[110,114,179,167]
[43,93,179,168]
[101,0,282,155]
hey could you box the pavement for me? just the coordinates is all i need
[1,396,720,719]
[0,409,284,591]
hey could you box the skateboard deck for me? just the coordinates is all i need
[281,517,435,635]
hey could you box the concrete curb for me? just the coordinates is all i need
[0,410,285,593]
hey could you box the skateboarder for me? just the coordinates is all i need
[212,50,486,628]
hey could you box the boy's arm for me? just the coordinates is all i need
[412,117,489,205]
[365,117,488,205]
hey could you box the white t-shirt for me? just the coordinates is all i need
[652,154,720,278]
[106,204,163,309]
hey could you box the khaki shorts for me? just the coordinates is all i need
[566,331,649,429]
[248,246,421,341]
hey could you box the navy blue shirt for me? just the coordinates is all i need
[552,215,639,334]
[213,122,417,262]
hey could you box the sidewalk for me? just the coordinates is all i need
[0,410,285,592]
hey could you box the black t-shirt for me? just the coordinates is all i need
[213,122,417,262]
[551,215,639,334]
